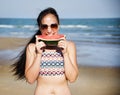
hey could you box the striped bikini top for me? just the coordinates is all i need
[39,50,65,76]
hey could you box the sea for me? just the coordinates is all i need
[0,18,120,67]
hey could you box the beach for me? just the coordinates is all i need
[0,37,120,95]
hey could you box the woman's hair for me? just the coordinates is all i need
[11,7,59,79]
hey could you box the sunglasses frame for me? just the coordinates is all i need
[40,23,58,30]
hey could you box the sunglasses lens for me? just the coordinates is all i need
[41,24,58,30]
[51,24,58,29]
[41,24,48,30]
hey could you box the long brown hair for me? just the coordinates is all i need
[11,7,60,79]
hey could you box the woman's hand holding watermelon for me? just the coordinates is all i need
[58,39,68,54]
[35,36,46,54]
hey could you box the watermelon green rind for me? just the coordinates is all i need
[42,40,58,46]
[36,34,65,41]
[36,34,65,46]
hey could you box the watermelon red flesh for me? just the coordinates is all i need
[36,34,65,41]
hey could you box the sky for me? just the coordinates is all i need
[0,0,120,18]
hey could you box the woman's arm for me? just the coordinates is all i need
[25,36,46,84]
[63,41,79,82]
[25,43,42,84]
[58,40,79,82]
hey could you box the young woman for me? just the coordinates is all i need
[12,7,78,95]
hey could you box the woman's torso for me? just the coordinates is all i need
[35,48,71,95]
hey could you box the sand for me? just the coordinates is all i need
[0,37,120,95]
[0,37,29,50]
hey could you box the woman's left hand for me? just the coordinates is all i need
[58,39,68,54]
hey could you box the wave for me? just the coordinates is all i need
[22,25,38,30]
[105,25,120,28]
[0,24,119,29]
[60,25,91,29]
[0,24,90,29]
[65,32,118,38]
[22,25,36,29]
[60,24,120,29]
[0,24,38,31]
[0,25,15,28]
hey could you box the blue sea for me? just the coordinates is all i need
[0,18,120,67]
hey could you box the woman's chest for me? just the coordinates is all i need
[40,50,65,76]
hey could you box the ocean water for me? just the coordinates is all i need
[0,18,120,67]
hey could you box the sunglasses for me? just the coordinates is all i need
[41,23,58,30]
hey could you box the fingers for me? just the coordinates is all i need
[36,35,41,44]
[35,36,46,54]
[58,40,66,49]
[35,35,38,43]
[36,35,46,47]
[36,41,46,49]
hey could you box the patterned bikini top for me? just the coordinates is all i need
[39,50,65,76]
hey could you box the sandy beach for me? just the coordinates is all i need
[0,37,120,95]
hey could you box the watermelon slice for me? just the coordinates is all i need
[36,34,65,46]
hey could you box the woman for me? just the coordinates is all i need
[12,7,78,95]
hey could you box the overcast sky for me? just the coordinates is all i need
[0,0,120,18]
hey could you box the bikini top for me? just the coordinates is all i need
[39,50,65,76]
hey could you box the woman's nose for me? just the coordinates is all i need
[47,26,52,33]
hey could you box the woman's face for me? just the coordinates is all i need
[40,14,59,36]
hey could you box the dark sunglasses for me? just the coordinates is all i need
[41,23,58,30]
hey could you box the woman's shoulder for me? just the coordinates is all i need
[27,43,36,49]
[67,40,76,50]
[67,40,76,54]
[67,40,75,47]
[27,43,36,53]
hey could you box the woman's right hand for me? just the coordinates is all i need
[35,36,46,54]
